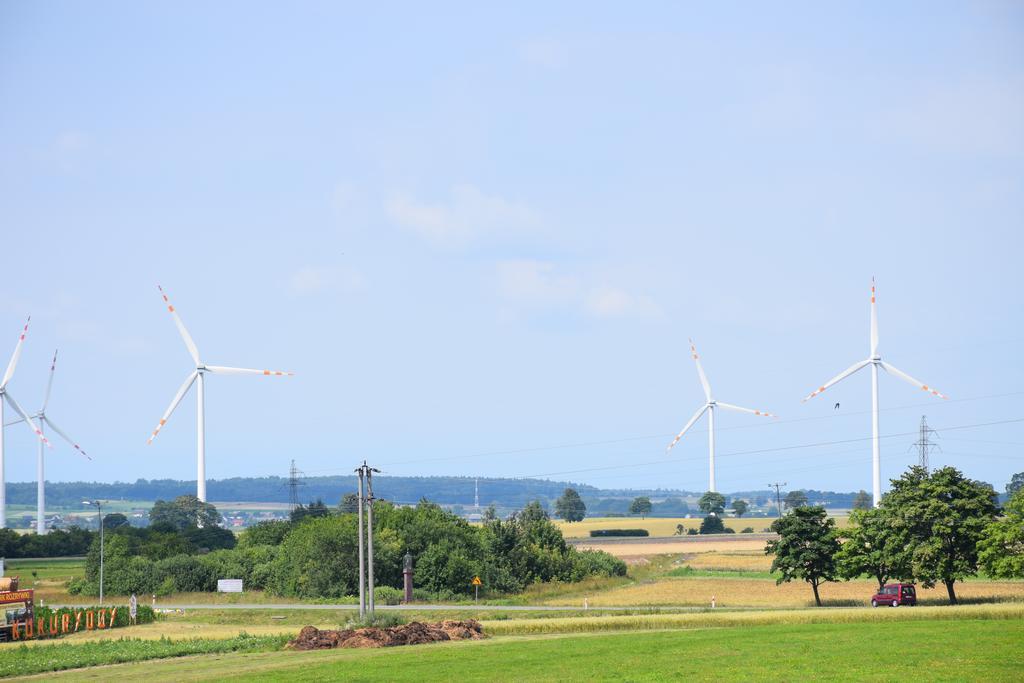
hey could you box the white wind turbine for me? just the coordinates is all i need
[147,286,293,502]
[0,317,51,529]
[802,278,948,507]
[666,339,776,492]
[6,350,91,534]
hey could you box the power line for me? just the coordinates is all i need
[488,416,1024,482]
[302,389,1024,475]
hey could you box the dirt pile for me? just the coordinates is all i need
[287,620,485,650]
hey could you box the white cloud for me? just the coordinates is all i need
[288,265,365,296]
[584,286,660,318]
[496,260,580,307]
[495,260,660,320]
[386,184,539,245]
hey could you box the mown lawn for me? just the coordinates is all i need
[28,619,1023,681]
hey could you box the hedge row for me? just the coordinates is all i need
[589,529,650,537]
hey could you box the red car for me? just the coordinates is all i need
[871,583,916,607]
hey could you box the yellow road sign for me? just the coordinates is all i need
[471,576,482,586]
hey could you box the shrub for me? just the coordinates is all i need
[687,528,699,535]
[344,612,406,629]
[699,515,726,535]
[589,529,649,537]
[741,527,755,534]
[154,554,217,593]
[570,550,627,579]
[374,586,403,605]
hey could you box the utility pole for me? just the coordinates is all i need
[769,482,786,518]
[355,461,380,620]
[366,466,378,616]
[911,415,940,471]
[356,464,366,619]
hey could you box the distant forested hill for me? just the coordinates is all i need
[5,476,866,514]
[6,476,695,510]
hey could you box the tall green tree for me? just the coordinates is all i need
[698,491,726,515]
[731,499,749,518]
[765,506,840,607]
[629,497,652,519]
[885,466,999,604]
[852,490,872,511]
[150,495,222,530]
[554,488,587,522]
[1006,472,1024,498]
[338,493,359,514]
[291,498,331,523]
[835,507,909,590]
[978,488,1024,579]
[784,490,809,509]
[103,512,130,530]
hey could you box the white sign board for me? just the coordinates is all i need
[217,579,243,593]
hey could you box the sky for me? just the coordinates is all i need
[0,2,1022,497]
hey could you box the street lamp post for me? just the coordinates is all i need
[84,500,103,604]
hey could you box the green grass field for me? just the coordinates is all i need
[19,618,1022,681]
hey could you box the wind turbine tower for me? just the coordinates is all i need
[147,286,294,502]
[802,279,948,506]
[666,339,776,492]
[8,351,91,534]
[0,318,50,528]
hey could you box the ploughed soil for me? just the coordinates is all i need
[287,620,486,650]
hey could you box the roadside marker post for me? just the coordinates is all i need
[472,575,482,603]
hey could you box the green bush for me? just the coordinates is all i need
[741,527,755,534]
[373,586,403,605]
[344,612,406,629]
[687,528,699,535]
[570,550,628,579]
[154,554,217,593]
[589,529,649,537]
[699,515,726,535]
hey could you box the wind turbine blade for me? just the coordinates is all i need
[880,362,948,399]
[205,365,294,376]
[3,392,51,448]
[147,370,198,444]
[870,277,879,357]
[802,359,871,402]
[3,417,26,427]
[689,339,711,400]
[716,401,776,418]
[41,416,90,460]
[1,316,31,390]
[42,349,58,411]
[666,404,709,452]
[158,286,201,365]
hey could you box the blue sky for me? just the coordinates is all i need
[1,2,1021,496]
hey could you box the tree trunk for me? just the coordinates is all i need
[944,579,957,605]
[876,575,885,592]
[811,580,822,607]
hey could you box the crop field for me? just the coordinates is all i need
[575,537,769,558]
[11,617,1021,681]
[555,516,769,537]
[570,576,1024,608]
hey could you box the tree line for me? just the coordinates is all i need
[767,466,1024,606]
[71,495,626,599]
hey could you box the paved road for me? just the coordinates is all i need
[49,602,713,612]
